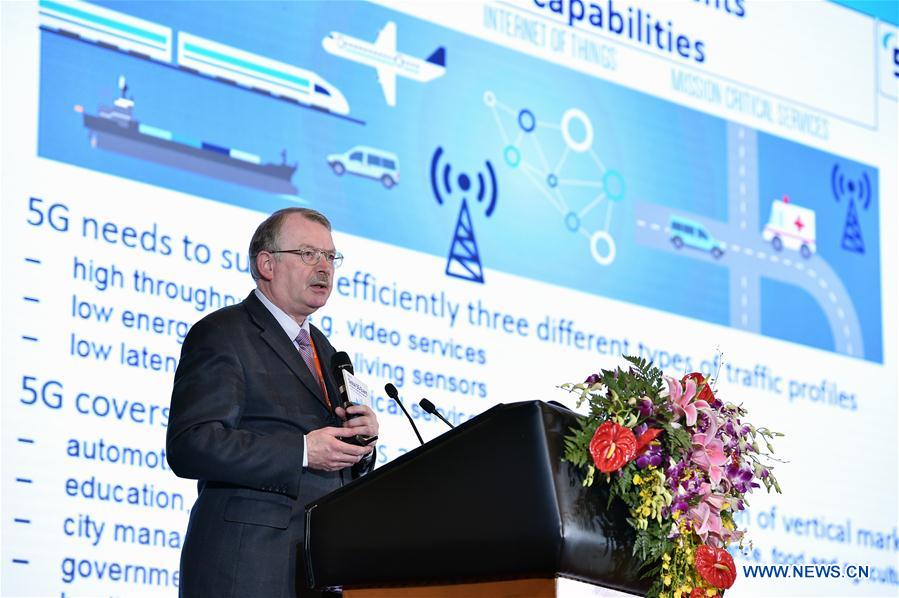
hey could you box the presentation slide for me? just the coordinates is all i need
[2,0,896,595]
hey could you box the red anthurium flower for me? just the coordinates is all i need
[589,421,636,473]
[635,427,663,456]
[683,372,715,404]
[694,545,737,589]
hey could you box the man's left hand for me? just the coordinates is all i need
[335,404,379,440]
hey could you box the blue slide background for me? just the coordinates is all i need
[36,0,882,361]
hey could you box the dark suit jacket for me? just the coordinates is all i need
[167,291,370,597]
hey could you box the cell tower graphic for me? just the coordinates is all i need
[430,146,498,283]
[831,164,872,255]
[445,199,482,281]
[842,200,863,253]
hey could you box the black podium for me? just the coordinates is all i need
[304,401,650,596]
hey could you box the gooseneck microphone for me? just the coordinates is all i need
[419,398,455,429]
[330,351,354,409]
[385,383,424,445]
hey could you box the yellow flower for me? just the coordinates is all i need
[706,589,718,597]
[633,474,643,485]
[663,575,672,586]
[662,553,671,562]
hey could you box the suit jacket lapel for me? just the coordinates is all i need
[243,292,329,409]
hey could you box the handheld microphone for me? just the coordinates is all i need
[385,383,424,445]
[419,398,455,429]
[330,352,375,446]
[330,351,354,409]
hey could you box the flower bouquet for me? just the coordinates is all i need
[562,357,781,598]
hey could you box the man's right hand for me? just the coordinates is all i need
[305,427,374,471]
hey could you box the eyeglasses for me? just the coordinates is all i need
[270,248,344,268]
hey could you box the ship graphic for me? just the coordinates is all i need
[76,76,298,195]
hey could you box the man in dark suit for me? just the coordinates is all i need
[167,208,378,597]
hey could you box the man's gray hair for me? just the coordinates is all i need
[248,208,331,280]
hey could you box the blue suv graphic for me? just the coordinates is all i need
[669,215,725,259]
[327,145,400,188]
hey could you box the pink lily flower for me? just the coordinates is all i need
[692,420,727,487]
[692,484,744,545]
[666,376,710,427]
[697,482,727,510]
[687,500,723,544]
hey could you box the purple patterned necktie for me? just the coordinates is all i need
[296,328,317,379]
[296,328,330,407]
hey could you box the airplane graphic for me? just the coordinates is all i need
[322,22,446,107]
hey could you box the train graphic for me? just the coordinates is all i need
[38,0,350,116]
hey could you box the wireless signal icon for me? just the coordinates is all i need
[430,146,498,283]
[831,164,872,255]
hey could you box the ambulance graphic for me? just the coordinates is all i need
[762,196,816,258]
